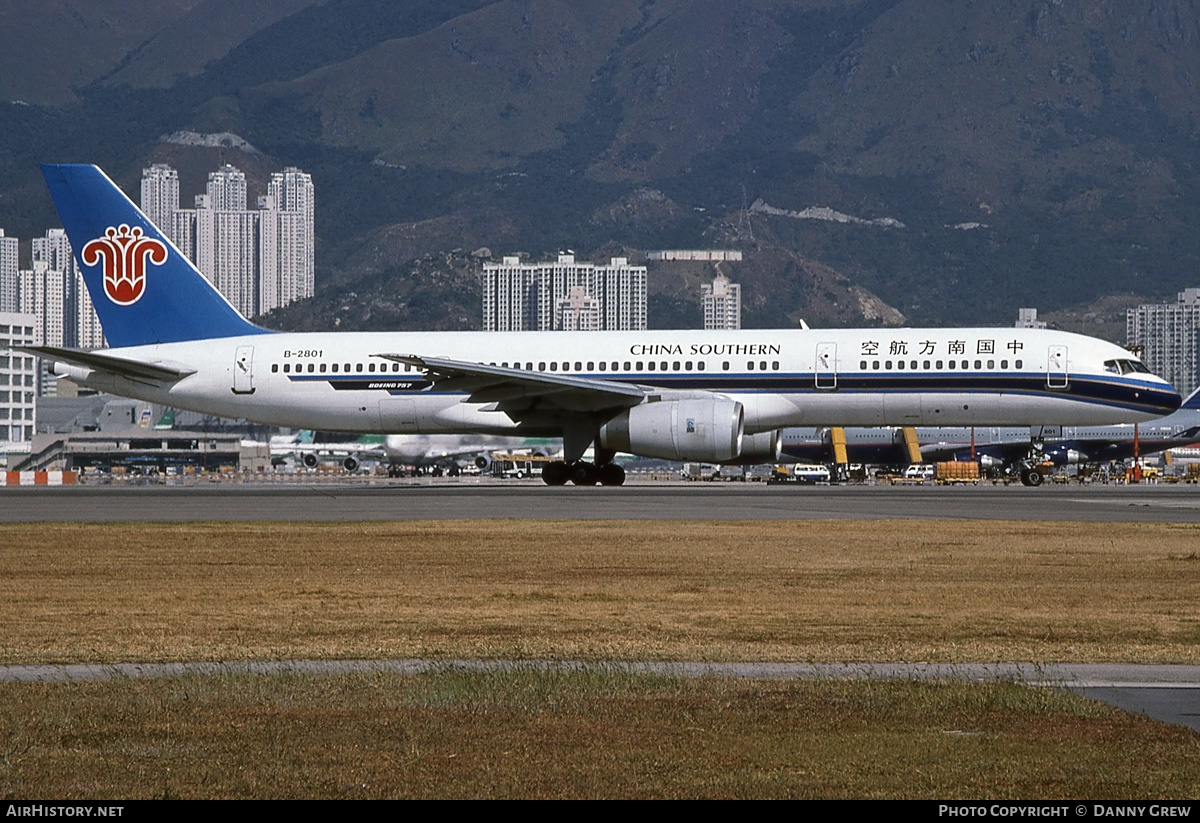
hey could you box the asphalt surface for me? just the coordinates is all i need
[3,477,1200,522]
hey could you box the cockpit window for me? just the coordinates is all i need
[1104,358,1152,375]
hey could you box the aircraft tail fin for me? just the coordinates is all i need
[1180,387,1200,411]
[41,164,271,348]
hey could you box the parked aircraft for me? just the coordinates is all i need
[269,430,385,472]
[26,165,1181,486]
[382,434,558,475]
[781,388,1200,480]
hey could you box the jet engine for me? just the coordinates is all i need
[343,455,360,472]
[1044,445,1086,466]
[722,430,782,465]
[599,397,743,462]
[301,453,319,468]
[473,453,493,471]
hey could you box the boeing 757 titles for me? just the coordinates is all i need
[22,165,1182,486]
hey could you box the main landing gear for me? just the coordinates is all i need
[541,460,625,486]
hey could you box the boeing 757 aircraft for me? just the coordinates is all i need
[23,165,1181,486]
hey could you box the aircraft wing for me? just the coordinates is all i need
[374,353,648,414]
[18,345,196,384]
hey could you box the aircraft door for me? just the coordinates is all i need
[1047,345,1069,389]
[815,343,837,390]
[233,346,255,395]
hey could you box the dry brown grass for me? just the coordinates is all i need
[1,670,1197,799]
[1,520,1197,664]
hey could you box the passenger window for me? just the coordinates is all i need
[332,363,339,373]
[271,364,279,373]
[910,360,917,369]
[722,361,730,371]
[283,364,290,373]
[355,364,363,373]
[747,361,755,371]
[598,362,606,371]
[698,362,706,371]
[636,361,643,370]
[923,360,930,369]
[860,360,867,370]
[885,360,893,369]
[759,361,767,371]
[974,360,981,369]
[1001,360,1008,369]
[647,362,656,371]
[936,360,943,369]
[562,362,569,371]
[538,362,545,370]
[576,362,583,371]
[550,362,558,371]
[987,360,994,369]
[661,361,668,371]
[587,361,594,371]
[672,361,680,371]
[685,362,693,371]
[319,364,327,373]
[872,361,880,370]
[1015,359,1023,369]
[897,360,905,370]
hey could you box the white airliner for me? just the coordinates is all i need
[24,165,1181,486]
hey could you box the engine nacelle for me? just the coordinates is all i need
[473,453,492,471]
[1045,446,1085,466]
[343,455,360,472]
[599,397,743,462]
[301,452,319,468]
[722,429,782,465]
[977,454,1005,470]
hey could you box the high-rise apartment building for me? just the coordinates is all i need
[1127,289,1200,395]
[481,254,647,331]
[702,273,741,330]
[151,163,314,317]
[259,168,315,314]
[0,312,38,451]
[0,230,17,314]
[555,285,602,331]
[140,164,180,242]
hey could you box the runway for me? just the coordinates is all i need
[3,478,1200,523]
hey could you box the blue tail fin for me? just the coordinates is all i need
[42,164,271,348]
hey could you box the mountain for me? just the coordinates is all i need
[1,0,1198,333]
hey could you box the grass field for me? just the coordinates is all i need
[0,519,1197,798]
[0,520,1197,664]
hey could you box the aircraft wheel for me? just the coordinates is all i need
[569,461,598,486]
[542,461,570,486]
[1020,467,1044,487]
[597,463,625,486]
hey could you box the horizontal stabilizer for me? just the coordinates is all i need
[18,345,195,383]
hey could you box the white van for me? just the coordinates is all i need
[903,464,935,480]
[792,464,832,484]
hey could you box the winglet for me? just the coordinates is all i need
[41,164,272,348]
